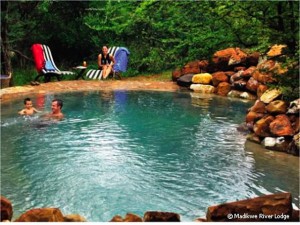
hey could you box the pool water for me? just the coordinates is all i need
[1,91,299,221]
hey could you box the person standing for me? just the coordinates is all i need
[98,45,115,79]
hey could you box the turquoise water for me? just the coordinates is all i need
[1,91,299,221]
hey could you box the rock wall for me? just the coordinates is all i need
[172,44,299,156]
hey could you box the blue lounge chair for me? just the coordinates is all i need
[86,47,130,80]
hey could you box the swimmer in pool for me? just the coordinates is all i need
[43,99,64,120]
[18,98,41,116]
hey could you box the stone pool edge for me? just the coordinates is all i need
[0,80,181,103]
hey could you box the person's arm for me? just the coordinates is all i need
[33,107,41,113]
[110,55,115,66]
[98,54,103,69]
[18,109,25,115]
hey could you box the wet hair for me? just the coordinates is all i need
[24,98,31,104]
[52,99,63,109]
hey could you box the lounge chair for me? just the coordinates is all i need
[31,44,75,82]
[86,47,130,80]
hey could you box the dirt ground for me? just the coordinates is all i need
[0,76,181,103]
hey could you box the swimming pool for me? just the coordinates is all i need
[1,91,299,221]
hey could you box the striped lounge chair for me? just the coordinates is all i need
[86,46,130,80]
[31,44,75,82]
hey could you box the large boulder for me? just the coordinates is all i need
[15,208,65,222]
[192,73,212,84]
[143,211,180,222]
[246,77,259,93]
[269,114,294,136]
[216,82,231,96]
[287,99,300,114]
[257,84,268,98]
[249,100,266,113]
[212,71,228,86]
[182,60,201,75]
[227,90,244,98]
[253,115,274,137]
[260,89,281,104]
[266,100,288,114]
[241,66,256,78]
[230,70,244,84]
[252,69,275,84]
[228,48,248,65]
[1,196,13,221]
[212,48,247,71]
[267,44,288,58]
[246,111,265,123]
[252,60,278,84]
[228,90,256,100]
[190,84,215,94]
[176,74,194,87]
[239,92,257,100]
[206,192,293,222]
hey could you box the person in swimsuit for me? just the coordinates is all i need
[98,45,115,79]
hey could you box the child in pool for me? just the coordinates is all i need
[18,98,41,116]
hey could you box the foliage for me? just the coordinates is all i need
[12,67,37,86]
[270,54,300,101]
[1,0,299,100]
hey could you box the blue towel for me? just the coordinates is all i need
[45,60,55,71]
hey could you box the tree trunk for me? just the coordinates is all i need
[288,1,296,52]
[277,1,284,32]
[1,1,13,85]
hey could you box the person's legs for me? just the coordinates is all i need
[103,65,113,79]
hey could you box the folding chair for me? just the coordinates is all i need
[86,47,130,80]
[31,44,75,82]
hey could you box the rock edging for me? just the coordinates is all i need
[2,193,299,222]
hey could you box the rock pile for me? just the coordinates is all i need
[172,44,299,155]
[247,96,299,155]
[172,45,290,100]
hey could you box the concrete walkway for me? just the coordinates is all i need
[0,80,180,103]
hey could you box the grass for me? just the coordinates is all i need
[11,68,37,86]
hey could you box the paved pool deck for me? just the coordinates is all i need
[0,79,181,103]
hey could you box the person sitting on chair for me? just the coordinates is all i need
[98,45,115,79]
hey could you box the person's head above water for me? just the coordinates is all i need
[24,98,33,108]
[51,99,63,114]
